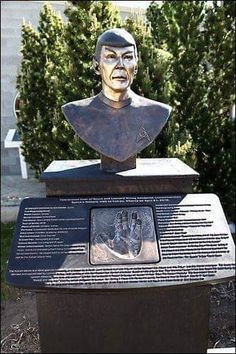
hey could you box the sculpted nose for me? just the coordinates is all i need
[115,56,124,68]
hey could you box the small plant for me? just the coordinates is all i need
[1,223,17,300]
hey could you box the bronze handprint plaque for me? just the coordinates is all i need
[90,206,160,265]
[6,195,235,289]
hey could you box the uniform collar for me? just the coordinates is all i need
[98,91,132,109]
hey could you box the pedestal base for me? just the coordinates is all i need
[37,285,210,353]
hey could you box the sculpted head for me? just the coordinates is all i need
[93,29,138,100]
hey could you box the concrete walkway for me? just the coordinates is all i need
[1,175,46,222]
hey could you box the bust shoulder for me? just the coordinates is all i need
[61,92,172,162]
[131,92,172,114]
[61,96,97,115]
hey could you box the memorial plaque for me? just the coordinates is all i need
[6,193,235,289]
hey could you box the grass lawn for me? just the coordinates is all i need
[1,222,18,300]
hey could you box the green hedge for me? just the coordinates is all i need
[16,1,235,221]
[147,0,235,221]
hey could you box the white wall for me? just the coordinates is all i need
[1,1,67,175]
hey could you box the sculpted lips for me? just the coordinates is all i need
[112,70,128,80]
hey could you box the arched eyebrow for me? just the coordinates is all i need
[104,47,134,56]
[104,47,117,54]
[122,51,134,56]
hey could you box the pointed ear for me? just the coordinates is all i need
[93,58,100,75]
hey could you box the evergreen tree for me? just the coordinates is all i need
[147,0,235,220]
[17,1,198,197]
[123,16,173,158]
[198,1,235,220]
[16,4,66,177]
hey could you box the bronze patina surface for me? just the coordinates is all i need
[62,91,171,163]
[61,28,172,171]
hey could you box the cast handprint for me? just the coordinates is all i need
[90,206,160,265]
[99,210,142,257]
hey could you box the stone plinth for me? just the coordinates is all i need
[40,158,199,196]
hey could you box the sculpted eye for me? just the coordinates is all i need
[124,55,133,60]
[106,54,116,59]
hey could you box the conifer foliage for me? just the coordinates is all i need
[17,4,66,176]
[16,1,234,220]
[147,0,235,220]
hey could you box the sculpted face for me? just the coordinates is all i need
[96,45,138,97]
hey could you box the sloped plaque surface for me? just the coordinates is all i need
[6,194,235,289]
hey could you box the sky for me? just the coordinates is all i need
[110,1,154,9]
[110,1,218,9]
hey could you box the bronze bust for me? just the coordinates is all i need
[62,28,172,172]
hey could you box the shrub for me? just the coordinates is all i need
[147,0,235,220]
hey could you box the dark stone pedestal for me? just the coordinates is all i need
[37,286,210,354]
[36,158,211,353]
[40,158,199,196]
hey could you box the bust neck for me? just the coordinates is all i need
[98,91,132,109]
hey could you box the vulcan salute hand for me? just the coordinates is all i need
[112,210,142,256]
